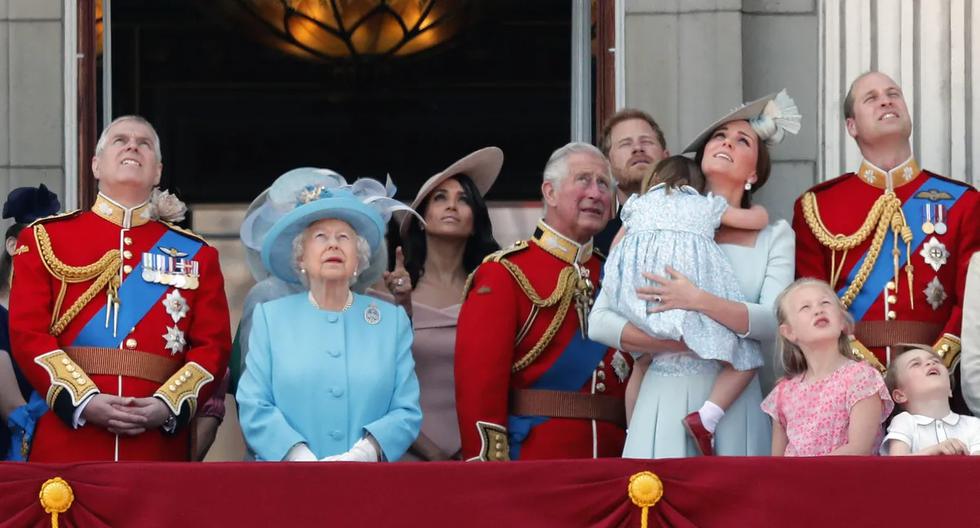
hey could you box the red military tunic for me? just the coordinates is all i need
[793,158,979,372]
[10,194,231,462]
[455,220,632,461]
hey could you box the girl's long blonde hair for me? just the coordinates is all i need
[774,278,855,377]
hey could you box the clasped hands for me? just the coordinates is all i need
[81,394,172,435]
[636,266,706,313]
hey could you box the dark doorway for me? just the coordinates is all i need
[97,0,574,204]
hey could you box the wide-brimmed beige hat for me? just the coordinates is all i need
[682,90,801,154]
[399,146,504,236]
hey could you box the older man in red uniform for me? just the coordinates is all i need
[793,72,979,405]
[455,142,632,461]
[10,115,231,462]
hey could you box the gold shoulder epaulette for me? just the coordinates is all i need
[462,241,530,298]
[27,209,82,227]
[161,221,210,246]
[484,240,529,263]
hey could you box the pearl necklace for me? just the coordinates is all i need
[308,290,354,312]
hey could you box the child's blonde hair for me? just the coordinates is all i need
[640,155,706,196]
[774,278,855,377]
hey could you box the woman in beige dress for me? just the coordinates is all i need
[382,147,503,461]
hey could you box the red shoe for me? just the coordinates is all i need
[683,412,715,456]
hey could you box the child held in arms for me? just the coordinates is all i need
[883,346,980,456]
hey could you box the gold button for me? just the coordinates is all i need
[169,385,177,391]
[596,370,606,381]
[886,310,896,320]
[125,338,137,349]
[78,378,86,385]
[123,265,133,274]
[886,281,896,291]
[184,370,192,377]
[61,358,70,365]
[124,237,133,245]
[66,365,75,372]
[886,295,897,304]
[596,382,606,392]
[494,442,502,450]
[175,379,182,386]
[942,344,951,351]
[123,250,133,259]
[71,372,81,379]
[597,361,605,369]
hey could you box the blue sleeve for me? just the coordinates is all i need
[742,220,796,340]
[235,303,306,461]
[362,306,422,461]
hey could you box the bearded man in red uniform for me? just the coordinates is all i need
[793,72,979,410]
[455,142,632,461]
[10,116,231,461]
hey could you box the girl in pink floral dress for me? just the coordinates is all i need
[761,279,893,456]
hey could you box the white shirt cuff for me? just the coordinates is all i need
[72,394,96,429]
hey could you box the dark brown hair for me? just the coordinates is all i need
[640,155,706,196]
[693,121,771,209]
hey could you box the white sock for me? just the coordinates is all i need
[698,401,725,433]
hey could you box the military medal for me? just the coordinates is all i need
[934,204,948,235]
[924,277,947,310]
[162,290,189,323]
[141,250,200,290]
[163,325,187,355]
[921,204,935,235]
[571,264,595,338]
[919,237,949,272]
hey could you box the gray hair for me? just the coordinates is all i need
[95,115,163,162]
[541,142,614,211]
[291,227,371,288]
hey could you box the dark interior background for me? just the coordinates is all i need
[98,0,572,204]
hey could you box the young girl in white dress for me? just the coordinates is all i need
[602,155,769,453]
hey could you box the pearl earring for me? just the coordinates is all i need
[744,181,753,191]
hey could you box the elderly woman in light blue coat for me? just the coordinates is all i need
[237,173,421,462]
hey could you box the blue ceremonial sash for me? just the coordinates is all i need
[72,230,203,347]
[507,330,610,459]
[841,175,970,321]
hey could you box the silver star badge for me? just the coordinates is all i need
[162,290,189,323]
[98,202,113,216]
[919,237,949,272]
[924,277,947,310]
[902,166,913,180]
[611,351,630,383]
[863,169,875,183]
[163,326,186,355]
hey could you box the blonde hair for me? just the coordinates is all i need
[774,278,855,377]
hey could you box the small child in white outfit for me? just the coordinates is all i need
[883,346,980,455]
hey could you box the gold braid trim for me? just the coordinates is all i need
[34,225,122,336]
[499,260,578,373]
[801,191,908,309]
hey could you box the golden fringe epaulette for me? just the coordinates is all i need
[161,220,210,246]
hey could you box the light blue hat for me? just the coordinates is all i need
[257,170,416,284]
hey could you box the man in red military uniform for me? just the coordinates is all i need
[10,115,231,462]
[455,142,632,461]
[793,72,979,409]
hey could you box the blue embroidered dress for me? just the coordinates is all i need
[602,183,762,371]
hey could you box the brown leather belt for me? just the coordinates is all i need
[854,321,942,348]
[65,347,181,384]
[510,389,627,428]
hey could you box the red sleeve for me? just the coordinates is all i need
[9,226,67,398]
[168,244,232,411]
[454,262,519,460]
[792,194,829,283]
[941,187,980,340]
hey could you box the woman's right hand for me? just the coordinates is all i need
[383,246,413,313]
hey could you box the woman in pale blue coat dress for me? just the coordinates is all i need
[237,172,422,462]
[589,93,797,458]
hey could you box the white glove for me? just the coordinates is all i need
[320,437,380,462]
[283,442,317,462]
